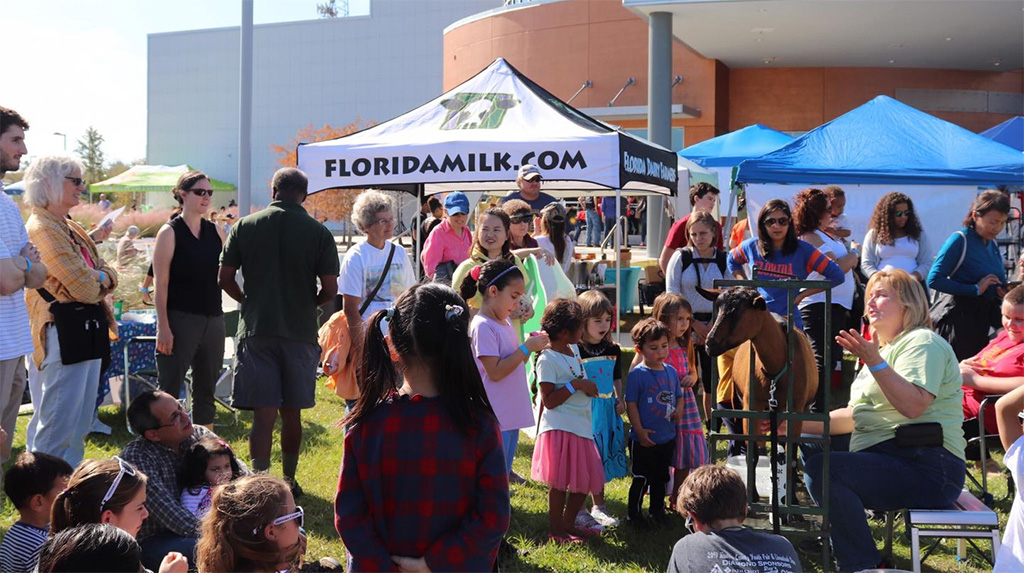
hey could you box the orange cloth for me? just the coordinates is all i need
[25,207,118,368]
[318,310,359,400]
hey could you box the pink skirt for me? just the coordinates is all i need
[531,430,606,495]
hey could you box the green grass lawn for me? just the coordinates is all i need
[1,382,1006,572]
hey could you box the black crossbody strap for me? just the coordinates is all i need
[36,288,57,304]
[359,243,397,316]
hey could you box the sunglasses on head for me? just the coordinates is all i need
[764,216,790,228]
[100,456,137,512]
[64,177,85,187]
[894,209,912,217]
[254,506,304,535]
[187,188,213,197]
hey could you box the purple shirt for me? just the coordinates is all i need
[470,314,534,431]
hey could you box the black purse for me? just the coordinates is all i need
[894,422,944,448]
[37,288,111,366]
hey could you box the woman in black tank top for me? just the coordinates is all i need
[153,171,227,429]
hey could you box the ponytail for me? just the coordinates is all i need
[343,308,399,428]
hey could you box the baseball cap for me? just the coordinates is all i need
[518,164,541,181]
[443,191,470,216]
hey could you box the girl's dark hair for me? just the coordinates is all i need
[51,459,147,535]
[651,292,693,348]
[346,283,495,432]
[756,199,798,258]
[172,170,209,206]
[179,437,243,492]
[458,258,524,301]
[540,203,569,264]
[37,523,143,573]
[868,191,922,245]
[474,208,512,259]
[963,189,1011,228]
[540,298,584,341]
[792,188,831,236]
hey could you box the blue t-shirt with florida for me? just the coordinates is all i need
[626,364,683,444]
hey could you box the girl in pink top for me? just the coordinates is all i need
[461,259,549,475]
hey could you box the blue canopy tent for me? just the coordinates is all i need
[679,124,795,239]
[736,95,1024,247]
[2,180,24,195]
[679,124,795,168]
[980,116,1024,152]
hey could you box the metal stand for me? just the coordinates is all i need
[709,276,833,571]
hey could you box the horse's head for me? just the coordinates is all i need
[705,287,769,356]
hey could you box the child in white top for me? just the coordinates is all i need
[180,437,242,518]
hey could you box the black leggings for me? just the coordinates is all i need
[800,303,848,414]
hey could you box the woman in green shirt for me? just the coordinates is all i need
[801,269,966,572]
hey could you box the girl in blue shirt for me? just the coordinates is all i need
[726,199,845,331]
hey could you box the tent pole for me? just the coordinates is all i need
[415,184,424,282]
[616,190,622,342]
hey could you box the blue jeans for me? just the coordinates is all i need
[585,209,602,246]
[802,436,966,571]
[140,533,197,572]
[603,216,619,244]
[501,429,519,473]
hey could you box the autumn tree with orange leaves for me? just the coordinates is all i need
[270,119,374,223]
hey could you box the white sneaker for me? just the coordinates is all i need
[590,505,620,528]
[574,509,605,532]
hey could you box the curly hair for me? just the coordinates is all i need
[540,298,584,342]
[196,475,302,573]
[350,189,395,233]
[792,188,831,236]
[868,192,922,245]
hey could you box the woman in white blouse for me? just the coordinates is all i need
[534,202,575,274]
[861,192,931,281]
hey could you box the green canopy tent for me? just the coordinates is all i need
[89,164,235,208]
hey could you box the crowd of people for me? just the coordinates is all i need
[2,101,1024,572]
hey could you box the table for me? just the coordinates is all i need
[99,316,157,406]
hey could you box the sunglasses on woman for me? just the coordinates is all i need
[764,216,790,228]
[100,456,137,511]
[894,209,912,217]
[188,188,214,197]
[64,177,86,187]
[510,214,532,224]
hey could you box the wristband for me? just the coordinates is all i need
[140,288,151,294]
[565,382,576,395]
[975,284,982,296]
[519,344,530,358]
[97,270,106,284]
[868,360,889,373]
[23,258,31,274]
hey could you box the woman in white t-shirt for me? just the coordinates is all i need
[994,383,1024,571]
[534,203,575,274]
[338,190,416,351]
[861,192,931,281]
[794,188,858,413]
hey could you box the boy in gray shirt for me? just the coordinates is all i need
[667,465,801,573]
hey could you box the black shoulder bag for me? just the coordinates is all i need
[36,288,111,366]
[359,243,397,315]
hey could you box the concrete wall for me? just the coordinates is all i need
[148,0,500,209]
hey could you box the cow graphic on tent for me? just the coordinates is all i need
[439,93,519,130]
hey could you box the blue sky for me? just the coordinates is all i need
[2,0,370,165]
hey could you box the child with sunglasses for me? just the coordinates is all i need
[197,475,305,573]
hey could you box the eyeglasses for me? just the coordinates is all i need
[151,402,188,430]
[371,217,395,227]
[100,457,137,511]
[254,506,304,535]
[64,177,86,187]
[764,216,790,228]
[894,209,912,217]
[188,188,213,197]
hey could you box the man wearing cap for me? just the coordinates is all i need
[501,164,557,214]
[421,191,472,285]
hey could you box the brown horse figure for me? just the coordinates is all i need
[705,287,819,442]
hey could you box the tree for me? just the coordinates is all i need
[75,126,106,183]
[317,0,348,18]
[270,119,374,223]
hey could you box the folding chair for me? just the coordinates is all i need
[965,394,1016,506]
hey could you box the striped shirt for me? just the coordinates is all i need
[0,187,33,360]
[0,521,48,573]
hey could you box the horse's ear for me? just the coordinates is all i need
[752,296,767,310]
[696,286,722,303]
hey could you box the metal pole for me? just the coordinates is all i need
[646,11,672,258]
[238,0,253,216]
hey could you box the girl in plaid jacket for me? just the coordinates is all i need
[335,283,510,572]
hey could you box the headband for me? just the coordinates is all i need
[486,265,520,288]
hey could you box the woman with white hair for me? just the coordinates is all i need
[22,155,118,466]
[339,189,416,350]
[116,225,141,268]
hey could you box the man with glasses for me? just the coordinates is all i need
[0,107,47,477]
[121,390,247,570]
[500,164,556,215]
[219,167,339,497]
